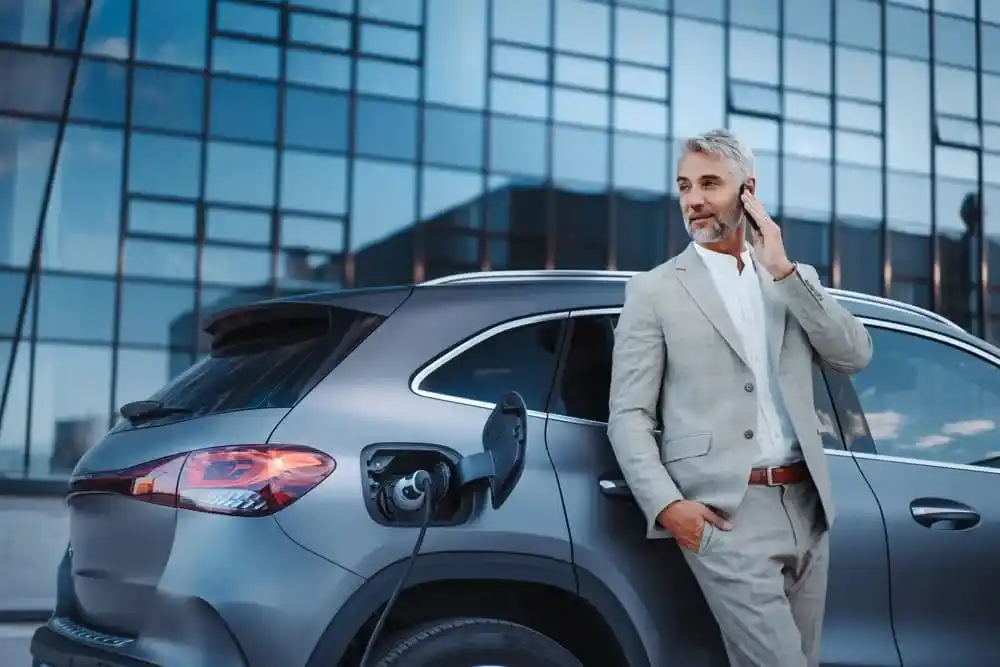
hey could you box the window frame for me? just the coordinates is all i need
[410,311,570,413]
[833,317,1000,471]
[411,306,853,455]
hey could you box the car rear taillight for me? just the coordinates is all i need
[68,445,335,517]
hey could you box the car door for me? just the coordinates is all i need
[839,320,1000,667]
[543,309,899,667]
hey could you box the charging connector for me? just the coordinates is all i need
[358,472,434,667]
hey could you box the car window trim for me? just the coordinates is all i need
[852,316,1000,476]
[410,311,571,416]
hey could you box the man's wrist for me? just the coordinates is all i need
[772,261,796,281]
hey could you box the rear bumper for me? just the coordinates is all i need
[32,624,158,667]
[33,513,366,667]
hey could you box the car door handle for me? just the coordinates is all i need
[598,478,633,501]
[910,498,980,530]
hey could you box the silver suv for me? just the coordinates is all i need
[31,270,1000,667]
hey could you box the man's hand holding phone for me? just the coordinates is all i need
[740,187,796,281]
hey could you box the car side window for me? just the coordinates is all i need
[849,327,1000,467]
[549,315,616,423]
[417,318,564,412]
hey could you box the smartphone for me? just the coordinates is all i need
[739,183,761,236]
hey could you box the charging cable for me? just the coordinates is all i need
[358,471,434,667]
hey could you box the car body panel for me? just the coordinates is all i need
[268,291,572,577]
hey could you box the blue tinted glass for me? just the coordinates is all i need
[131,66,204,133]
[0,51,72,117]
[129,133,202,198]
[283,87,349,153]
[216,0,280,39]
[129,199,197,239]
[136,0,208,68]
[355,97,418,161]
[206,142,276,207]
[0,117,58,267]
[70,59,127,124]
[424,0,487,109]
[212,38,280,79]
[290,13,351,50]
[83,0,131,58]
[423,106,484,169]
[37,274,116,343]
[209,76,279,143]
[280,151,348,214]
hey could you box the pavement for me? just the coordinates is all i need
[0,622,37,666]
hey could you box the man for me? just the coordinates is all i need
[607,129,872,667]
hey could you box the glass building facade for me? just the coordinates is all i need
[2,0,1000,481]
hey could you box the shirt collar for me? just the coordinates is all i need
[693,241,754,274]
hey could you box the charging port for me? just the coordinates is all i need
[361,443,475,527]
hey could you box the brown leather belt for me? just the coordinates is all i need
[748,461,809,486]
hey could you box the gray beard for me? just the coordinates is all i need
[685,211,743,244]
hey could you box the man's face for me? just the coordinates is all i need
[676,151,748,244]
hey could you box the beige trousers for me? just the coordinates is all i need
[682,481,830,667]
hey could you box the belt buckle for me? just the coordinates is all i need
[765,466,778,486]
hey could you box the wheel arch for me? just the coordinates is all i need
[304,551,650,667]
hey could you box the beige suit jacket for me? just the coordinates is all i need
[607,243,873,539]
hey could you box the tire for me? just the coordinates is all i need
[371,617,583,667]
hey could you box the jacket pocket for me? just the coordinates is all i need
[661,432,712,464]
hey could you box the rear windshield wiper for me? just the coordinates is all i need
[118,400,194,423]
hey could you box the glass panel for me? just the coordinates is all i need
[70,59,127,125]
[616,64,668,102]
[0,339,30,473]
[491,79,549,119]
[38,274,116,343]
[283,87,349,154]
[423,106,484,169]
[614,134,668,193]
[201,245,272,286]
[886,4,929,60]
[356,58,419,99]
[729,0,778,31]
[217,0,280,39]
[354,97,418,161]
[492,0,550,46]
[0,117,58,268]
[0,0,50,47]
[887,171,932,307]
[290,13,351,50]
[128,199,194,239]
[783,0,831,41]
[851,328,1000,466]
[211,38,280,80]
[359,23,420,60]
[730,29,779,86]
[0,51,73,117]
[205,142,276,207]
[933,15,976,69]
[837,164,883,294]
[129,132,202,198]
[131,66,204,134]
[123,239,197,281]
[835,47,881,102]
[936,166,979,331]
[209,76,278,143]
[784,38,831,94]
[207,207,271,245]
[43,125,122,275]
[672,19,725,138]
[286,49,352,90]
[552,125,609,187]
[359,0,423,25]
[555,0,611,58]
[489,116,548,178]
[350,159,417,251]
[617,190,671,270]
[886,57,931,174]
[836,0,881,50]
[280,151,348,214]
[0,269,36,336]
[553,88,608,128]
[30,343,113,477]
[614,7,668,67]
[424,0,487,110]
[119,280,196,347]
[136,0,209,69]
[421,167,484,226]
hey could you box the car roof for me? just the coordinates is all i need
[416,269,986,343]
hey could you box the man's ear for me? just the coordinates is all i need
[744,177,757,196]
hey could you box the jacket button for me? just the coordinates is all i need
[744,429,754,439]
[744,382,754,392]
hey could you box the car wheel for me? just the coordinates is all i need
[371,617,582,667]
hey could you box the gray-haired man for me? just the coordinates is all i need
[607,129,872,667]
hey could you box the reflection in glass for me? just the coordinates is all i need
[730,0,778,31]
[490,117,547,178]
[284,87,349,154]
[286,49,352,90]
[0,51,73,117]
[835,0,880,50]
[43,125,122,275]
[492,0,550,46]
[207,207,271,245]
[0,340,30,472]
[553,125,609,186]
[131,66,204,134]
[614,7,668,67]
[783,0,831,41]
[730,29,779,86]
[123,238,197,281]
[202,245,272,287]
[350,159,416,251]
[280,151,348,214]
[614,133,668,193]
[835,47,881,101]
[672,19,724,138]
[129,132,201,197]
[129,199,196,239]
[357,58,420,99]
[933,15,976,69]
[424,0,487,110]
[491,79,549,119]
[886,57,931,174]
[936,172,980,331]
[209,76,278,144]
[837,165,883,295]
[784,38,831,95]
[887,171,932,307]
[423,106,484,169]
[38,273,115,343]
[886,4,929,60]
[29,343,112,477]
[217,0,280,39]
[555,0,610,58]
[0,117,58,268]
[135,0,208,69]
[212,38,280,80]
[355,97,418,161]
[289,12,350,50]
[421,168,483,224]
[0,270,36,337]
[616,190,670,271]
[70,59,127,125]
[206,142,275,207]
[119,281,194,349]
[360,23,420,61]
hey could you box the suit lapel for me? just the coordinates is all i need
[750,249,788,365]
[675,244,750,367]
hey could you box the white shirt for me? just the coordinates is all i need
[693,243,802,467]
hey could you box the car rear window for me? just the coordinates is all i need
[113,305,384,430]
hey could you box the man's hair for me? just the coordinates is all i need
[679,128,755,182]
